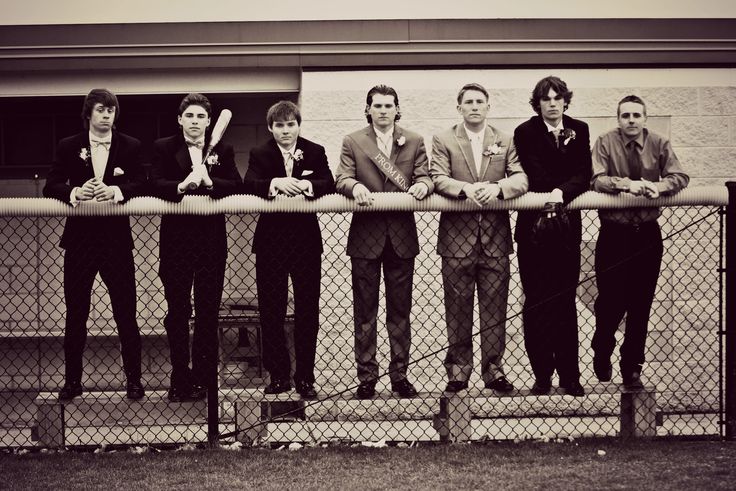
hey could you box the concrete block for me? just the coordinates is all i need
[699,87,736,116]
[638,87,699,116]
[620,387,657,438]
[433,394,473,442]
[671,116,731,146]
[673,147,736,179]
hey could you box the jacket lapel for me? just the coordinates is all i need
[76,133,95,180]
[478,125,496,180]
[453,125,479,181]
[101,131,118,182]
[390,126,401,164]
[175,134,193,173]
[270,139,288,178]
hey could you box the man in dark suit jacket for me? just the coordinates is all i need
[335,84,434,399]
[150,93,240,402]
[43,88,145,401]
[430,83,528,394]
[513,76,592,397]
[243,101,335,399]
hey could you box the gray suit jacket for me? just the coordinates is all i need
[430,123,528,258]
[335,125,433,259]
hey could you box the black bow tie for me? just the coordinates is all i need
[186,140,204,149]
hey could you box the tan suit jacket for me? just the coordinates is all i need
[430,123,528,258]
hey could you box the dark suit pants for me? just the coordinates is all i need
[442,251,510,384]
[256,249,321,384]
[63,245,141,384]
[518,239,582,385]
[351,240,414,384]
[592,220,663,374]
[160,246,226,390]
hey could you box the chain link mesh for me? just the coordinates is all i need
[0,204,725,448]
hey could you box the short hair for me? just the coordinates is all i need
[81,88,119,130]
[457,83,489,105]
[178,93,212,117]
[617,94,647,117]
[364,84,402,123]
[266,100,302,127]
[529,76,573,115]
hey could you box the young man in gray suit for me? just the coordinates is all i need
[430,83,528,394]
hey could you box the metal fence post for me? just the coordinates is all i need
[726,181,736,440]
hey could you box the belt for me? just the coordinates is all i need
[601,220,659,233]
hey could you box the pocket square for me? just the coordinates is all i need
[301,170,313,176]
[113,167,125,176]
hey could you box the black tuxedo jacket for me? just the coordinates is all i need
[243,137,335,255]
[513,114,592,244]
[150,133,241,263]
[43,131,145,250]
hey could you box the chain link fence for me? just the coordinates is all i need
[0,188,729,448]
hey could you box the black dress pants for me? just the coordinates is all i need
[63,245,141,384]
[517,238,582,385]
[592,220,663,374]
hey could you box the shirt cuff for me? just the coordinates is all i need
[70,188,79,207]
[268,179,278,197]
[111,186,123,203]
[301,180,314,197]
[549,188,564,203]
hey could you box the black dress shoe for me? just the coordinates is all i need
[530,379,552,395]
[295,381,317,399]
[391,379,418,398]
[126,380,145,400]
[264,379,292,395]
[58,382,83,401]
[593,355,613,382]
[485,376,515,394]
[168,386,192,402]
[560,380,585,397]
[355,381,376,399]
[444,381,469,393]
[190,384,207,400]
[623,372,644,390]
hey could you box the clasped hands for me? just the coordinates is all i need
[463,182,501,207]
[179,165,213,192]
[352,182,429,206]
[75,177,115,202]
[626,179,660,199]
[272,177,312,197]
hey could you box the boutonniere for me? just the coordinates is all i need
[79,147,91,166]
[205,152,220,167]
[483,143,502,156]
[561,128,576,146]
[396,136,406,147]
[293,149,304,162]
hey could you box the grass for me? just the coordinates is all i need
[2,438,735,490]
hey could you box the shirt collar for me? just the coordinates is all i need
[89,131,112,143]
[373,125,394,140]
[544,120,564,133]
[619,128,646,148]
[463,124,485,140]
[279,142,297,157]
[183,132,205,147]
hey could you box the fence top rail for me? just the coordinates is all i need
[0,185,728,217]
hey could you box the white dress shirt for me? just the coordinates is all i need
[374,125,394,157]
[464,125,485,176]
[70,132,122,206]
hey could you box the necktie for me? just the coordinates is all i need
[551,129,561,148]
[378,136,391,156]
[187,140,204,149]
[627,140,641,180]
[91,139,111,150]
[284,153,294,177]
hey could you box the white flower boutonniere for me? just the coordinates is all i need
[206,152,220,167]
[483,143,502,156]
[79,147,91,165]
[293,149,304,162]
[396,136,406,147]
[561,128,576,146]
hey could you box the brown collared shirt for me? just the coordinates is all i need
[591,128,689,224]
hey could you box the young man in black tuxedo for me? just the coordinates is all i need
[150,93,241,402]
[43,88,145,401]
[513,76,592,397]
[243,101,335,399]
